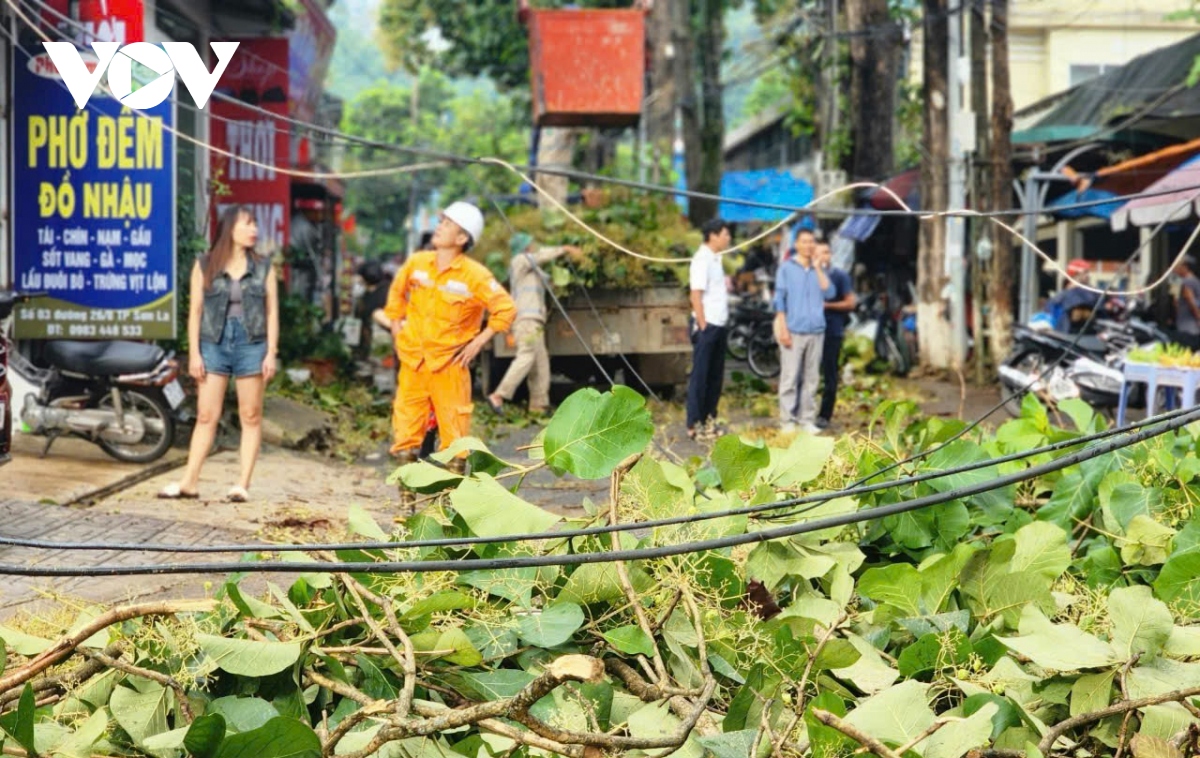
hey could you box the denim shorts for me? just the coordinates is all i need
[199,317,267,378]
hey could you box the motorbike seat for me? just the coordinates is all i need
[44,340,165,376]
[1075,335,1108,355]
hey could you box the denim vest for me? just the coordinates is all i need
[199,254,269,344]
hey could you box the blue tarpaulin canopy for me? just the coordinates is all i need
[1047,187,1124,219]
[838,213,882,242]
[718,169,814,223]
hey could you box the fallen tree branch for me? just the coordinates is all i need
[0,600,216,695]
[772,612,849,758]
[1038,684,1200,754]
[811,709,901,758]
[609,453,671,686]
[83,648,194,722]
[339,575,417,719]
[0,644,121,709]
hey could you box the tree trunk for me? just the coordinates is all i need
[645,0,676,154]
[691,0,725,226]
[671,0,702,220]
[846,0,898,181]
[988,0,1015,361]
[970,0,990,382]
[537,127,578,208]
[918,0,952,369]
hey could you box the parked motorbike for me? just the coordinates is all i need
[851,292,914,377]
[998,301,1169,417]
[1,291,183,464]
[725,297,780,379]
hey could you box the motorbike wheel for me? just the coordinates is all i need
[747,332,781,379]
[727,324,751,361]
[1000,348,1046,418]
[877,329,911,377]
[97,388,176,463]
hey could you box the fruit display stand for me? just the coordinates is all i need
[1116,361,1200,426]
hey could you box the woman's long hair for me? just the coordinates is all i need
[204,205,258,290]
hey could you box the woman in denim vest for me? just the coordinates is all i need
[159,206,279,502]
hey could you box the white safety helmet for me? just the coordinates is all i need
[441,201,485,247]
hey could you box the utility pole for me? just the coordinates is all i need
[970,0,991,384]
[946,3,970,370]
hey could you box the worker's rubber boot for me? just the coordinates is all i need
[393,449,419,516]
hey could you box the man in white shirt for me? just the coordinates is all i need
[687,218,732,440]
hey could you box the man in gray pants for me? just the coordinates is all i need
[774,229,834,434]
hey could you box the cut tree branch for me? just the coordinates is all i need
[0,644,120,708]
[0,600,216,695]
[1038,683,1200,754]
[811,709,901,758]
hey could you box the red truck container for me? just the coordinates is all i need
[526,9,645,128]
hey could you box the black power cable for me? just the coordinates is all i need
[1,403,1194,555]
[4,404,1196,576]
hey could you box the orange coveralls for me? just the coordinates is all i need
[383,251,516,454]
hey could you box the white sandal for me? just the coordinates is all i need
[227,486,249,503]
[157,483,199,500]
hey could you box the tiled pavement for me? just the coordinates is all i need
[0,498,241,617]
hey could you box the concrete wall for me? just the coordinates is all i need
[908,0,1197,112]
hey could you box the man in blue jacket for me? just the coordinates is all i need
[774,229,835,433]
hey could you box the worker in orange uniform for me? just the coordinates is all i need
[383,201,516,509]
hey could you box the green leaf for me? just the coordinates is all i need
[57,706,110,758]
[450,475,561,537]
[213,718,320,758]
[1071,671,1115,717]
[387,460,462,492]
[843,680,935,747]
[858,564,922,616]
[1154,551,1200,606]
[209,697,280,734]
[197,635,302,677]
[1107,484,1164,531]
[346,505,388,541]
[0,627,53,656]
[695,730,758,758]
[1010,522,1071,580]
[897,629,973,679]
[542,386,654,479]
[1110,585,1174,660]
[516,603,585,648]
[603,625,656,657]
[1119,516,1176,566]
[1165,626,1200,657]
[110,682,170,749]
[434,627,483,667]
[0,684,38,756]
[921,702,997,758]
[1058,398,1101,433]
[925,440,1013,525]
[458,568,537,606]
[628,702,704,758]
[455,670,536,700]
[760,434,835,488]
[558,558,652,606]
[1131,734,1184,758]
[711,435,770,492]
[997,606,1119,672]
[806,691,853,758]
[403,590,476,621]
[184,714,227,758]
[226,583,283,620]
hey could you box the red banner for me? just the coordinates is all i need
[209,38,291,255]
[39,0,143,44]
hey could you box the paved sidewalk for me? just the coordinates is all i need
[0,498,240,619]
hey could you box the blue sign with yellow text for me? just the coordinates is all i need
[11,46,176,340]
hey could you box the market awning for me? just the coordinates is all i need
[1013,32,1200,146]
[837,213,882,242]
[868,168,919,211]
[718,168,814,223]
[1110,153,1200,231]
[1048,137,1200,220]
